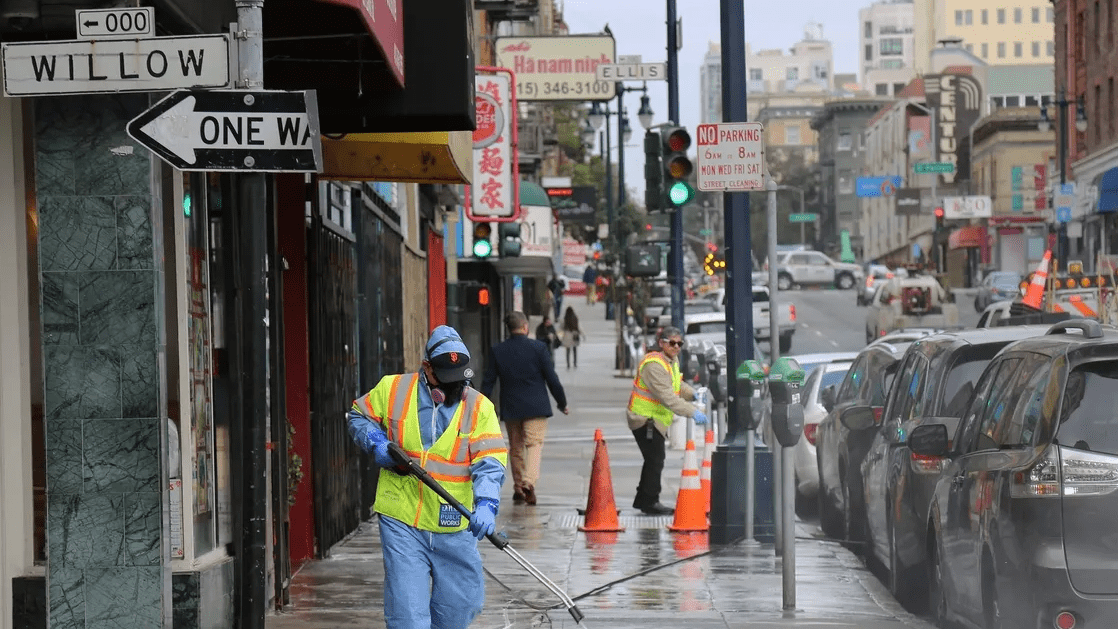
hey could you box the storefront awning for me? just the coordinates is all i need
[319,131,472,184]
[1098,167,1118,213]
[519,180,552,208]
[948,225,987,249]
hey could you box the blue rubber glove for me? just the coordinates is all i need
[468,498,499,540]
[693,410,709,425]
[364,430,397,469]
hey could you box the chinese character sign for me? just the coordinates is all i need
[470,73,514,218]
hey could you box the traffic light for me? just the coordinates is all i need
[934,206,945,231]
[703,251,726,275]
[497,222,521,257]
[644,130,663,212]
[472,222,493,258]
[463,283,490,311]
[662,126,695,208]
[625,244,662,277]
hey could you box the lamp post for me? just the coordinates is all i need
[1039,87,1088,267]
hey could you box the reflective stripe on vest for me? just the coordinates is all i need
[375,374,477,532]
[627,352,682,427]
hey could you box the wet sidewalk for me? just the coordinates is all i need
[266,299,936,629]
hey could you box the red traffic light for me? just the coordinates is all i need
[477,287,490,306]
[934,207,945,218]
[666,128,691,152]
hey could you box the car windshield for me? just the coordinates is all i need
[937,344,1005,417]
[820,368,849,391]
[1057,361,1118,456]
[684,302,717,314]
[752,289,769,302]
[989,272,1021,290]
[687,321,725,334]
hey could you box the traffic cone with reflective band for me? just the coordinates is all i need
[579,429,625,532]
[1022,249,1052,310]
[701,430,715,514]
[668,440,709,532]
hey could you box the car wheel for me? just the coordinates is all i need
[836,273,855,290]
[888,515,925,613]
[928,526,948,624]
[779,333,792,354]
[777,273,793,291]
[983,554,1004,629]
[818,486,842,539]
[842,471,865,553]
[974,297,983,313]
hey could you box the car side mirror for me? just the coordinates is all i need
[840,405,876,431]
[908,423,950,457]
[821,385,837,412]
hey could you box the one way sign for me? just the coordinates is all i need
[127,89,322,172]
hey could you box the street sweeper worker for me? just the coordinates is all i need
[626,325,708,515]
[347,325,508,629]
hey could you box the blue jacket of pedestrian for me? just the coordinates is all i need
[481,333,567,420]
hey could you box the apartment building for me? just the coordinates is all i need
[913,0,1056,72]
[746,24,834,111]
[700,42,723,123]
[859,0,919,96]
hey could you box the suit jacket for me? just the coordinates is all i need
[481,333,567,421]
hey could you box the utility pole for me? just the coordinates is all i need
[666,0,684,330]
[709,0,756,546]
[234,0,268,626]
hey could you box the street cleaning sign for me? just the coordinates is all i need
[1,34,230,96]
[494,35,615,101]
[694,122,765,191]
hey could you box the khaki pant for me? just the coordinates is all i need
[503,418,548,491]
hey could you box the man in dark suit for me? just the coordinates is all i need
[482,311,568,505]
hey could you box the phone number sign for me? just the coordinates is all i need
[494,35,616,101]
[695,122,765,191]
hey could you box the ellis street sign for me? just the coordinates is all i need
[788,213,818,223]
[913,162,955,174]
[1,35,230,96]
[127,90,323,172]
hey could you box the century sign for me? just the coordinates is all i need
[1,35,230,96]
[694,122,765,191]
[495,35,615,101]
[924,73,983,185]
[127,90,323,172]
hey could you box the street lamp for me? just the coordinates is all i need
[587,102,606,131]
[621,116,633,144]
[637,94,654,130]
[579,120,595,148]
[1038,87,1088,266]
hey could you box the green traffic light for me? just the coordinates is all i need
[668,181,695,206]
[473,239,493,258]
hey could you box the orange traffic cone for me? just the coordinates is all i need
[579,429,625,532]
[668,440,709,532]
[1022,249,1052,310]
[701,430,715,514]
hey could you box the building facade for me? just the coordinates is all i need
[746,24,835,111]
[859,0,919,96]
[700,42,723,124]
[913,0,1056,72]
[812,99,890,253]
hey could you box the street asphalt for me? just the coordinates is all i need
[266,289,942,629]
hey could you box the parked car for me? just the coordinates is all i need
[815,340,913,547]
[760,352,858,513]
[913,319,1118,629]
[858,325,1050,610]
[973,270,1022,312]
[859,265,907,306]
[750,285,796,353]
[864,274,959,343]
[774,250,864,291]
[975,299,1013,328]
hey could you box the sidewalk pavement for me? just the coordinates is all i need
[266,299,938,629]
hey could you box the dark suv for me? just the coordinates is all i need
[911,319,1118,629]
[859,325,1050,610]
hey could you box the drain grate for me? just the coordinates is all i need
[554,513,673,529]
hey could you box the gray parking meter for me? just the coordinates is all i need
[736,360,767,430]
[768,357,806,448]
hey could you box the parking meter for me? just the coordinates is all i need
[768,357,806,447]
[736,360,767,430]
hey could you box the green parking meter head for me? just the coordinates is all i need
[768,357,805,405]
[736,359,766,382]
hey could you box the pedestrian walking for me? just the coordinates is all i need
[582,266,598,304]
[560,306,585,369]
[626,326,708,515]
[547,275,566,321]
[535,315,560,361]
[347,325,508,629]
[482,311,569,506]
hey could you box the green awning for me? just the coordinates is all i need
[520,180,551,207]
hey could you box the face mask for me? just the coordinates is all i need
[436,381,466,406]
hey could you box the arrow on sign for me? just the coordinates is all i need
[127,89,322,172]
[83,20,98,27]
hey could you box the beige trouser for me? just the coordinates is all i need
[503,418,548,491]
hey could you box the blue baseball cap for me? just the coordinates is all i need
[425,326,473,382]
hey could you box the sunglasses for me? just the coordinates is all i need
[662,340,683,347]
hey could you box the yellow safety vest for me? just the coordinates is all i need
[627,352,682,428]
[355,373,508,533]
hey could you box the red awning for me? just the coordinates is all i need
[316,0,404,87]
[948,225,987,249]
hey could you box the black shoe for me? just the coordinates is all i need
[639,503,674,515]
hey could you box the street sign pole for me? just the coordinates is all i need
[666,0,684,332]
[709,0,757,547]
[234,2,268,627]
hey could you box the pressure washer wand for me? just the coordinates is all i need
[386,442,585,624]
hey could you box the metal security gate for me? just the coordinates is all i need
[307,200,361,556]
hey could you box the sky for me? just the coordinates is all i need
[561,0,863,198]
